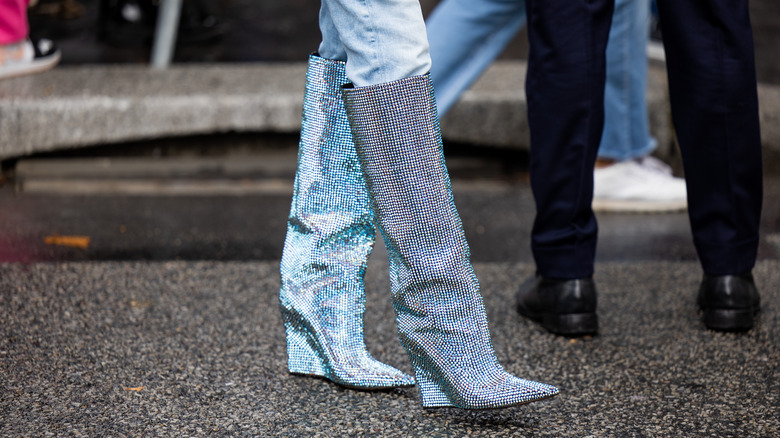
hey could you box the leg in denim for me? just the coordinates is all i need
[599,0,655,161]
[426,0,526,115]
[319,0,431,86]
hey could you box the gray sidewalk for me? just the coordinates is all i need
[2,61,780,162]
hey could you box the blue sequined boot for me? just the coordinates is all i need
[279,54,415,389]
[342,74,558,408]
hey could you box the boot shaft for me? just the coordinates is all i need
[342,74,558,408]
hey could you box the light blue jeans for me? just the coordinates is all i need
[427,0,655,160]
[318,0,432,87]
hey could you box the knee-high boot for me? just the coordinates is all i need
[342,74,558,408]
[279,54,415,389]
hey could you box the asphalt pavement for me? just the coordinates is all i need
[2,259,779,436]
[1,141,780,436]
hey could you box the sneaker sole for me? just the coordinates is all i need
[0,51,61,80]
[592,198,687,213]
[646,41,666,63]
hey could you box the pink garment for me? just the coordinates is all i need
[0,0,30,44]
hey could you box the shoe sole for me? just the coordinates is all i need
[0,51,61,80]
[646,41,666,63]
[541,312,599,336]
[518,305,599,336]
[702,308,758,332]
[290,372,416,390]
[592,198,687,213]
[422,391,559,410]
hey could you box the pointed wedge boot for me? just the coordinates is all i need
[342,74,558,408]
[279,54,415,389]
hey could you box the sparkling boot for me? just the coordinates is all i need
[279,54,415,389]
[342,74,558,408]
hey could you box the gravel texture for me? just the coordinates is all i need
[1,260,777,437]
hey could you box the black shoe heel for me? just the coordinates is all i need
[702,308,755,332]
[542,313,599,336]
[698,272,760,332]
[517,276,599,337]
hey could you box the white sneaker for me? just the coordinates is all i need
[635,155,673,175]
[593,157,687,213]
[0,38,61,80]
[646,40,666,63]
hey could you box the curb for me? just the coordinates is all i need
[1,62,778,161]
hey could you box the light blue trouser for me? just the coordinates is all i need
[317,0,432,87]
[427,0,655,161]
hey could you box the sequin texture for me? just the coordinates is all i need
[342,74,559,408]
[279,54,415,389]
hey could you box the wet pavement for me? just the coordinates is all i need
[3,133,780,265]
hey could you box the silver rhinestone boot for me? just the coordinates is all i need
[342,74,558,408]
[279,54,415,389]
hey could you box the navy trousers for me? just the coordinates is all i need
[525,0,762,279]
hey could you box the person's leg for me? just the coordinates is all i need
[320,0,557,408]
[0,0,29,44]
[515,0,613,336]
[591,0,687,213]
[320,0,431,87]
[426,0,526,116]
[278,54,415,389]
[657,0,761,277]
[342,75,557,409]
[280,2,418,390]
[0,0,60,80]
[524,0,613,280]
[656,0,762,330]
[598,0,653,162]
[317,0,347,62]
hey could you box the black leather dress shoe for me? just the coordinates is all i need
[697,272,761,331]
[516,276,598,336]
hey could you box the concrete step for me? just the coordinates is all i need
[0,64,304,159]
[1,62,779,162]
[13,155,297,196]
